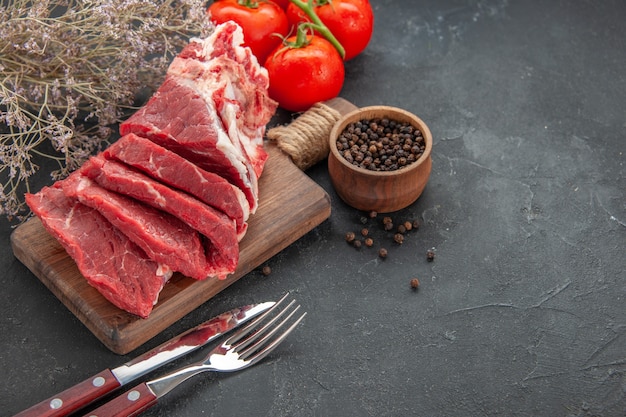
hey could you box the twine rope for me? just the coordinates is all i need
[266,102,342,171]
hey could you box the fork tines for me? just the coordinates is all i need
[227,293,306,363]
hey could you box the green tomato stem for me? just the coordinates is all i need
[237,0,259,8]
[289,0,345,59]
[295,23,313,46]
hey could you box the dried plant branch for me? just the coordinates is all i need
[0,0,212,221]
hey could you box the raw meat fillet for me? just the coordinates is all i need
[120,77,259,213]
[25,185,171,318]
[81,156,240,279]
[120,21,277,214]
[173,21,276,177]
[103,133,249,237]
[61,173,210,280]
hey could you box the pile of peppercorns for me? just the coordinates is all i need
[344,210,435,291]
[336,117,426,171]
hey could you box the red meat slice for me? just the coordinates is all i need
[103,133,249,238]
[174,21,276,177]
[25,185,171,318]
[81,156,239,279]
[119,77,260,213]
[61,173,210,280]
[120,21,278,214]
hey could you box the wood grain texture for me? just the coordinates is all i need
[10,143,330,354]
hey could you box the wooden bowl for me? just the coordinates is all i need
[328,106,432,213]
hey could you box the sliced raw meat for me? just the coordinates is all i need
[61,173,210,280]
[23,22,274,316]
[81,156,240,279]
[120,77,260,212]
[172,21,276,177]
[103,133,249,237]
[25,185,171,318]
[120,21,278,213]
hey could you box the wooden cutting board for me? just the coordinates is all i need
[10,98,358,355]
[10,144,326,354]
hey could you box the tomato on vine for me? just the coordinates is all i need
[287,0,374,61]
[264,28,345,112]
[207,0,289,63]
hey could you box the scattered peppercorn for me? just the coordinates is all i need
[369,210,378,219]
[394,233,404,244]
[345,231,356,243]
[361,228,369,237]
[262,265,272,276]
[412,220,420,230]
[384,221,394,231]
[426,249,436,261]
[353,239,362,249]
[336,117,426,171]
[397,224,407,234]
[364,237,374,247]
[410,278,420,289]
[383,216,393,225]
[378,248,388,259]
[360,216,368,224]
[404,221,413,231]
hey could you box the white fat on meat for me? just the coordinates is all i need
[167,22,276,209]
[175,75,258,213]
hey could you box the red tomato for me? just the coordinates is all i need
[207,0,289,63]
[287,0,374,61]
[264,35,345,112]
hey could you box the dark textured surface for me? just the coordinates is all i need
[2,1,625,416]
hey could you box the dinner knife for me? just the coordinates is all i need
[13,301,275,417]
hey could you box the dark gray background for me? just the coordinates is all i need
[2,1,625,416]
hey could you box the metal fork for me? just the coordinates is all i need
[85,294,306,417]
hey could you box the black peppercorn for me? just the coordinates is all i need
[262,266,272,276]
[394,233,404,244]
[379,248,388,259]
[336,117,426,172]
[426,249,435,261]
[345,231,356,243]
[410,278,420,289]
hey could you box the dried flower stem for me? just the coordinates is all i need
[0,0,212,221]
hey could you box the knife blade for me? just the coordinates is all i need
[13,301,275,417]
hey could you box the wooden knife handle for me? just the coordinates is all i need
[13,369,121,417]
[84,383,158,417]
